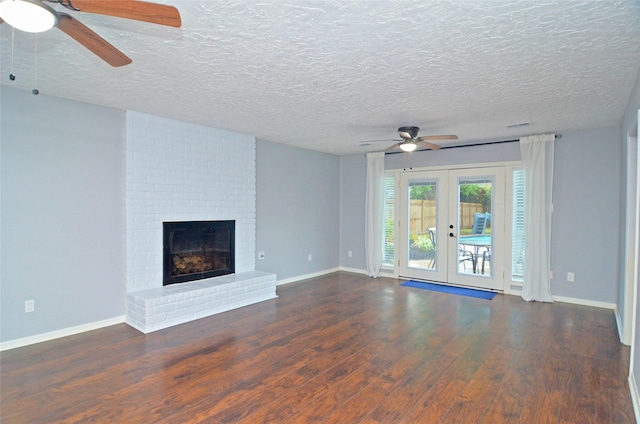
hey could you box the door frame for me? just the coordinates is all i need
[396,164,508,291]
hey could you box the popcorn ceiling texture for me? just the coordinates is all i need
[1,1,640,155]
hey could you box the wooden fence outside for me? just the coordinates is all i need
[410,200,485,234]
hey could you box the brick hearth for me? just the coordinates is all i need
[126,271,277,333]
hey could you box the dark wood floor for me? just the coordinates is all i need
[1,272,635,423]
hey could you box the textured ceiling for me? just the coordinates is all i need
[2,0,640,155]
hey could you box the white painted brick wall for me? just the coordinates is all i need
[125,110,256,293]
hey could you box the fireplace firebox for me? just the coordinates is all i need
[163,220,235,286]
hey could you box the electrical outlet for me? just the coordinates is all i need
[25,299,34,313]
[567,272,575,282]
[258,252,265,260]
[348,251,352,258]
[308,254,312,261]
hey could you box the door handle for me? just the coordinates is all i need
[449,233,455,238]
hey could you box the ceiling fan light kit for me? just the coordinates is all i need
[399,141,417,152]
[0,0,58,33]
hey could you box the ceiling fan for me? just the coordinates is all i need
[384,126,458,152]
[0,0,181,67]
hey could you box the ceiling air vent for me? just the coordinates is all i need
[505,121,532,128]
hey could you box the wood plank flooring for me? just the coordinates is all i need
[1,272,635,423]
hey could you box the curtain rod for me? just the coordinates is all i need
[383,134,561,155]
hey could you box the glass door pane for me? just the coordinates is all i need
[407,180,437,270]
[456,177,493,277]
[399,170,448,283]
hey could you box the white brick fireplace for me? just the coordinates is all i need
[124,111,275,332]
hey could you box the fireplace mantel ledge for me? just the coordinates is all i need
[125,271,277,333]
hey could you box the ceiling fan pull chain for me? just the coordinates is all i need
[32,34,39,95]
[9,26,15,81]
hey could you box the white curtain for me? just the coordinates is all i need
[520,134,555,302]
[365,152,385,277]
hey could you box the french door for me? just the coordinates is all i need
[398,167,506,291]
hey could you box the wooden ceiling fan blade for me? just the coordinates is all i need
[417,140,442,150]
[385,142,402,152]
[68,0,182,27]
[57,14,132,67]
[417,135,458,141]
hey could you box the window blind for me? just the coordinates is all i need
[512,169,526,280]
[383,176,395,266]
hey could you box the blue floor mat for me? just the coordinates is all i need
[400,280,497,300]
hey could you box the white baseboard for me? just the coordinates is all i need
[614,305,632,346]
[629,372,640,424]
[276,267,401,286]
[276,267,341,286]
[0,315,126,351]
[551,295,616,310]
[338,266,367,275]
[339,267,399,277]
[615,304,622,332]
[497,288,617,309]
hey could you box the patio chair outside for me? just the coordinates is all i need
[471,212,491,234]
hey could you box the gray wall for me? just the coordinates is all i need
[256,139,340,281]
[340,154,367,269]
[1,87,126,342]
[339,129,623,304]
[551,127,622,302]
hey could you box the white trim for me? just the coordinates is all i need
[623,133,639,345]
[615,305,628,345]
[339,266,368,275]
[629,371,640,424]
[629,110,640,408]
[380,265,397,275]
[506,289,616,310]
[551,295,615,310]
[339,266,370,278]
[0,315,126,351]
[275,267,341,286]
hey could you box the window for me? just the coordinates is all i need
[512,169,525,280]
[383,175,395,266]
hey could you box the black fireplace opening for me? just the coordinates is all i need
[163,220,235,286]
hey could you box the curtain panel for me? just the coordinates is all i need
[519,134,555,302]
[365,152,385,277]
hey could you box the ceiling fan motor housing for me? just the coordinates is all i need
[398,126,420,139]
